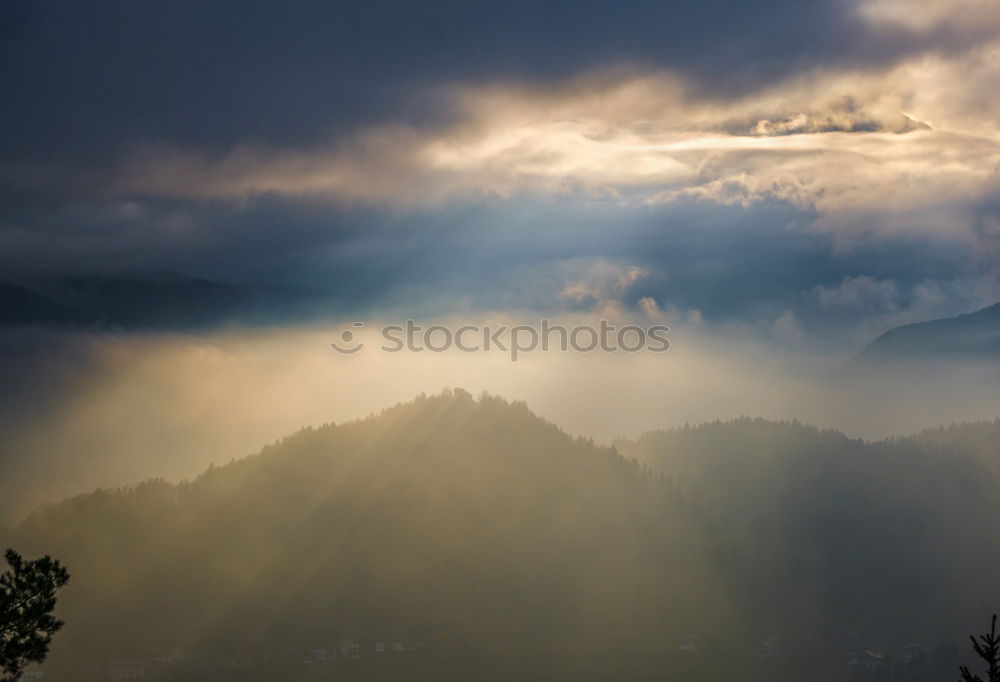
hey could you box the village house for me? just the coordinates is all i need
[338,638,361,659]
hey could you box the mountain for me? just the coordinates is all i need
[617,417,1000,645]
[8,391,721,681]
[44,272,249,329]
[0,272,342,330]
[0,279,93,326]
[0,273,249,330]
[7,392,997,682]
[853,302,1000,366]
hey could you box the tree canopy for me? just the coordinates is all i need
[0,549,69,682]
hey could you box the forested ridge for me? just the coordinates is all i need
[5,390,997,681]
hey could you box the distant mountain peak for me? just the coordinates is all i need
[0,279,93,327]
[852,301,1000,367]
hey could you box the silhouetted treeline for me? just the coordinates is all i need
[616,417,1000,649]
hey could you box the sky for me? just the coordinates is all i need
[3,0,1000,520]
[3,0,1000,346]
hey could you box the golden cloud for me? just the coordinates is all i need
[108,0,1000,243]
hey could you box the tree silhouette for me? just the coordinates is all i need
[960,615,1000,682]
[0,549,70,682]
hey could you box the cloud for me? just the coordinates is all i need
[637,297,662,319]
[4,0,998,211]
[77,36,1000,255]
[857,0,1000,36]
[815,276,900,312]
[771,310,805,345]
[0,0,879,170]
[559,262,651,317]
[2,0,1000,333]
[802,272,1000,348]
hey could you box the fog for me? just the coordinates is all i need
[3,318,998,525]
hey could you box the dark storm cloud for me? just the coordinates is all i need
[5,190,986,331]
[2,0,998,335]
[0,0,929,173]
[0,194,829,311]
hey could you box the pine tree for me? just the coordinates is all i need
[960,615,1000,682]
[0,549,70,682]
